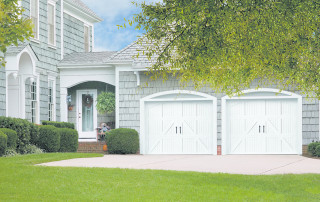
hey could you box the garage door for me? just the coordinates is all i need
[145,101,214,154]
[226,99,298,154]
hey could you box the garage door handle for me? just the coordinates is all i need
[176,127,177,134]
[263,126,265,133]
[259,126,261,133]
[180,127,182,134]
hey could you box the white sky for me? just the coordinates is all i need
[81,0,160,52]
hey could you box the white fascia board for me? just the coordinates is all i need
[58,64,113,69]
[63,0,102,24]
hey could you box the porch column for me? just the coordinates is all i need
[60,87,68,122]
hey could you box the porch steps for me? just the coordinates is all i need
[78,142,106,154]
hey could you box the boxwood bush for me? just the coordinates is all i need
[308,142,320,156]
[106,128,139,154]
[0,131,7,156]
[38,125,60,152]
[0,128,17,149]
[0,116,31,151]
[30,124,40,145]
[59,128,78,152]
[315,145,320,157]
[42,121,74,129]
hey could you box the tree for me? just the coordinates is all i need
[0,0,33,67]
[125,0,320,97]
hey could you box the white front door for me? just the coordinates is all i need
[146,101,214,154]
[227,99,298,154]
[77,90,97,139]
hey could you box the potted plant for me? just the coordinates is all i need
[96,92,115,114]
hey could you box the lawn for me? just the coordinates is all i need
[0,154,319,201]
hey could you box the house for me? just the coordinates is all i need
[2,0,319,155]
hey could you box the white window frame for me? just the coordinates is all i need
[30,0,40,40]
[30,80,39,124]
[48,77,56,121]
[84,24,90,52]
[47,1,56,47]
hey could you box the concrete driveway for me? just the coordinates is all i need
[39,155,320,175]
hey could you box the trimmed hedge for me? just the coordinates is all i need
[308,142,320,156]
[38,125,60,152]
[0,116,31,151]
[30,124,40,145]
[0,132,7,156]
[106,128,139,154]
[42,121,74,129]
[0,128,17,149]
[59,128,78,152]
[316,145,320,157]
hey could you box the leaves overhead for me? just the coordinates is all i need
[0,0,33,67]
[125,0,320,97]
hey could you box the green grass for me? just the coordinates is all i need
[0,154,319,201]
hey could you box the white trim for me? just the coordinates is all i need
[63,0,102,23]
[140,90,217,155]
[84,24,90,52]
[221,88,303,155]
[115,67,120,128]
[92,25,95,51]
[47,1,56,46]
[63,9,94,27]
[48,76,56,121]
[30,0,40,40]
[36,74,40,124]
[61,0,64,59]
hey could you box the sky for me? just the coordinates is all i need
[81,0,159,52]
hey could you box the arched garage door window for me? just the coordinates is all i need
[140,90,217,155]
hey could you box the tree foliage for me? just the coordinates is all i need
[96,92,115,114]
[126,0,320,97]
[0,0,33,67]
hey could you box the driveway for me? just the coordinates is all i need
[39,155,320,175]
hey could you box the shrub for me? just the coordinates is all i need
[38,125,60,152]
[42,121,74,129]
[0,116,31,151]
[19,144,43,154]
[30,124,40,145]
[4,148,20,157]
[59,128,78,152]
[308,142,320,156]
[315,145,320,157]
[106,128,139,154]
[0,128,17,149]
[0,132,7,156]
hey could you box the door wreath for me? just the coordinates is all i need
[83,94,93,108]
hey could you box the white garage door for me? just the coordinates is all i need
[145,101,214,154]
[226,99,298,154]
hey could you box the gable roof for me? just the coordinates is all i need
[5,43,39,61]
[65,0,103,22]
[59,51,116,66]
[107,38,158,68]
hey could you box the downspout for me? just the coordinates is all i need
[134,71,140,86]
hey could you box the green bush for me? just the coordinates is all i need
[106,128,139,154]
[42,121,74,129]
[0,116,31,151]
[38,125,60,152]
[0,128,17,149]
[308,142,320,156]
[59,128,78,152]
[315,145,320,157]
[0,132,7,156]
[19,144,43,155]
[4,148,19,157]
[30,124,40,145]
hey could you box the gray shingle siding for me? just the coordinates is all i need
[118,71,319,146]
[63,13,92,54]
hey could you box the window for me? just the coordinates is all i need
[30,0,39,39]
[31,81,38,123]
[48,80,55,121]
[84,25,90,52]
[47,2,55,46]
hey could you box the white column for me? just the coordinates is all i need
[115,68,119,128]
[60,87,68,122]
[20,75,26,119]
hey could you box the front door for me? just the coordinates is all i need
[77,90,97,139]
